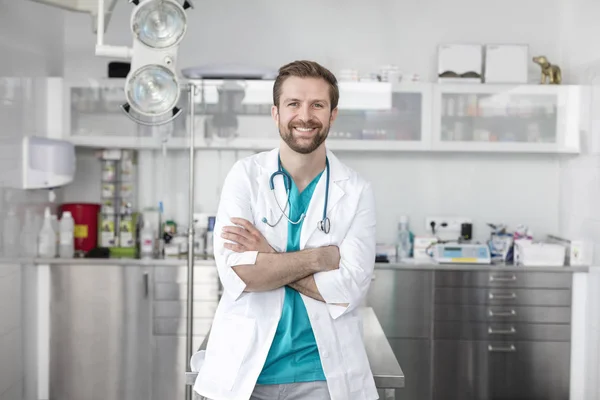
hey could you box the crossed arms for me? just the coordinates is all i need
[220,217,339,303]
[213,161,376,319]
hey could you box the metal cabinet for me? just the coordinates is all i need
[366,269,433,400]
[151,265,219,400]
[432,270,572,400]
[49,264,152,400]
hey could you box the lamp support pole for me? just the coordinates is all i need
[95,0,133,58]
[185,83,196,400]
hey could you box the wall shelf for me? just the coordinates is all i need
[51,79,590,154]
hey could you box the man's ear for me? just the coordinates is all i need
[330,107,339,124]
[271,105,279,125]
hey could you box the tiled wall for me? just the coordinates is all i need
[65,148,560,244]
[0,1,65,398]
[0,263,22,400]
[558,75,600,264]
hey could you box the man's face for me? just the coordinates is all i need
[272,76,338,154]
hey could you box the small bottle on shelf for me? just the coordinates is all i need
[59,211,75,258]
[396,216,413,261]
[38,207,57,259]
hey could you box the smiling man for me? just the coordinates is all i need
[192,60,378,400]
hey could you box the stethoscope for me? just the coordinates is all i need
[261,156,331,234]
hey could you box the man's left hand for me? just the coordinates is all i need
[221,217,276,254]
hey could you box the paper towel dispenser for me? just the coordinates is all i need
[0,136,76,190]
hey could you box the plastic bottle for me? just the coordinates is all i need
[38,207,57,258]
[19,209,37,257]
[58,211,75,258]
[51,215,59,256]
[396,216,412,261]
[140,219,155,259]
[3,210,20,258]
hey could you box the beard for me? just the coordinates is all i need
[279,117,331,155]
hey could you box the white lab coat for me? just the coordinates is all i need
[192,147,378,400]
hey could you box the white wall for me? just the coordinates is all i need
[555,0,600,265]
[56,0,576,244]
[0,2,67,399]
[63,0,565,81]
[0,0,64,76]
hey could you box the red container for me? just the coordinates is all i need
[59,203,101,253]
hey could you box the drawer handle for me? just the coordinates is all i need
[488,326,516,335]
[488,292,517,300]
[489,274,516,283]
[144,271,149,298]
[488,344,516,353]
[488,309,516,317]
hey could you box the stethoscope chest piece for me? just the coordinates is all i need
[318,217,331,234]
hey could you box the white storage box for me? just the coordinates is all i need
[438,44,483,83]
[514,242,566,267]
[484,44,528,83]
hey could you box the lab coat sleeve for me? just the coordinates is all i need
[213,161,258,301]
[313,181,376,320]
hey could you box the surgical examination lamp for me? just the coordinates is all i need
[95,0,194,126]
[94,2,199,400]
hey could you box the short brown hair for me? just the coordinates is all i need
[273,60,339,111]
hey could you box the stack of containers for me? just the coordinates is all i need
[99,150,137,257]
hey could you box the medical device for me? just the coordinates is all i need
[432,242,492,264]
[262,157,331,234]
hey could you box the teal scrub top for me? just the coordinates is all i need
[256,169,326,385]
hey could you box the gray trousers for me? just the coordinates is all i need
[195,381,331,400]
[250,382,331,400]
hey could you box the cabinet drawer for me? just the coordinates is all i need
[153,301,217,319]
[434,321,571,341]
[153,317,213,336]
[154,283,219,301]
[435,288,571,306]
[435,271,572,289]
[434,305,571,324]
[154,266,218,283]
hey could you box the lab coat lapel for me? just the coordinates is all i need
[256,149,288,251]
[299,150,347,249]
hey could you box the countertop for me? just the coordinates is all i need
[185,307,405,390]
[0,257,590,272]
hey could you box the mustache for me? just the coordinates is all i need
[289,120,322,129]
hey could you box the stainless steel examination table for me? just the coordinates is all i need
[185,307,405,399]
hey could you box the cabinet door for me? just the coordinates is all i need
[50,264,152,400]
[388,338,431,400]
[431,84,584,153]
[366,270,433,338]
[64,79,188,148]
[433,340,571,400]
[433,340,505,400]
[494,341,570,400]
[191,80,433,152]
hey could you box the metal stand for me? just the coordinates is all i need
[185,83,196,400]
